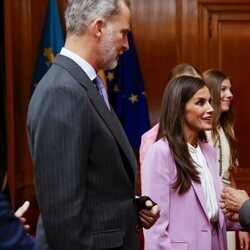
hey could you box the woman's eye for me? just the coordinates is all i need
[196,101,204,106]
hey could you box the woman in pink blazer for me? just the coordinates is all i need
[141,76,240,250]
[139,63,202,166]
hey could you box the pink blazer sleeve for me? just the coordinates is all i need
[141,139,174,250]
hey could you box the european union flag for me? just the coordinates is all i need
[31,0,64,94]
[106,33,150,150]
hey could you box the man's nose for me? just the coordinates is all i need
[123,36,129,51]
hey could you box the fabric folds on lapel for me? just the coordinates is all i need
[87,84,137,182]
[191,142,223,225]
[191,181,210,223]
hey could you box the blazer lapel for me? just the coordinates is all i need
[191,180,210,222]
[54,55,137,182]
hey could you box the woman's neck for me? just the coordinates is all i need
[185,133,198,148]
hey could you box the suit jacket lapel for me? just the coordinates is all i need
[87,84,137,182]
[54,55,137,182]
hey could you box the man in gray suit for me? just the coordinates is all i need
[220,187,250,231]
[27,0,160,249]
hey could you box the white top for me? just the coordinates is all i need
[188,143,219,222]
[206,128,231,185]
[60,47,97,81]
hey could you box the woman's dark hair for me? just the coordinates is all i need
[157,75,207,194]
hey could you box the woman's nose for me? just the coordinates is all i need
[226,89,233,99]
[207,102,214,113]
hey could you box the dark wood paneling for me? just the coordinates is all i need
[179,0,201,65]
[5,0,52,206]
[233,168,250,194]
[220,21,250,170]
[4,0,15,203]
[198,0,250,175]
[131,0,178,125]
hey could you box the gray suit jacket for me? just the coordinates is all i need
[27,55,139,250]
[239,199,250,231]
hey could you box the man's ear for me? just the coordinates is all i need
[93,19,105,38]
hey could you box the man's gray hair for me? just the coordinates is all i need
[65,0,130,35]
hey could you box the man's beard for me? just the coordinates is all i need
[100,23,119,70]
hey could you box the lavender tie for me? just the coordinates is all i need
[93,75,110,110]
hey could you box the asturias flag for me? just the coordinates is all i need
[106,32,150,150]
[31,0,64,94]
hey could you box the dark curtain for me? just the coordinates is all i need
[0,0,7,192]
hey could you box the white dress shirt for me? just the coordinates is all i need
[188,143,219,222]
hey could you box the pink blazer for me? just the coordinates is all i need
[141,139,240,250]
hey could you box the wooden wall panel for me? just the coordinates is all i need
[5,0,49,206]
[131,0,178,125]
[178,0,201,65]
[198,1,250,188]
[220,21,250,169]
[4,0,15,202]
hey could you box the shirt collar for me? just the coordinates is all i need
[188,142,201,154]
[60,47,97,81]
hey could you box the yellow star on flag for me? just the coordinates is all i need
[129,93,138,104]
[106,72,115,82]
[43,48,55,67]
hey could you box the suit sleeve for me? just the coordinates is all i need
[28,84,92,249]
[239,199,250,231]
[141,141,173,250]
[0,193,40,250]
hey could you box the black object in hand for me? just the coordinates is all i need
[136,196,157,211]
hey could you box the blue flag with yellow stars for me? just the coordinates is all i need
[106,32,150,150]
[31,0,64,94]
